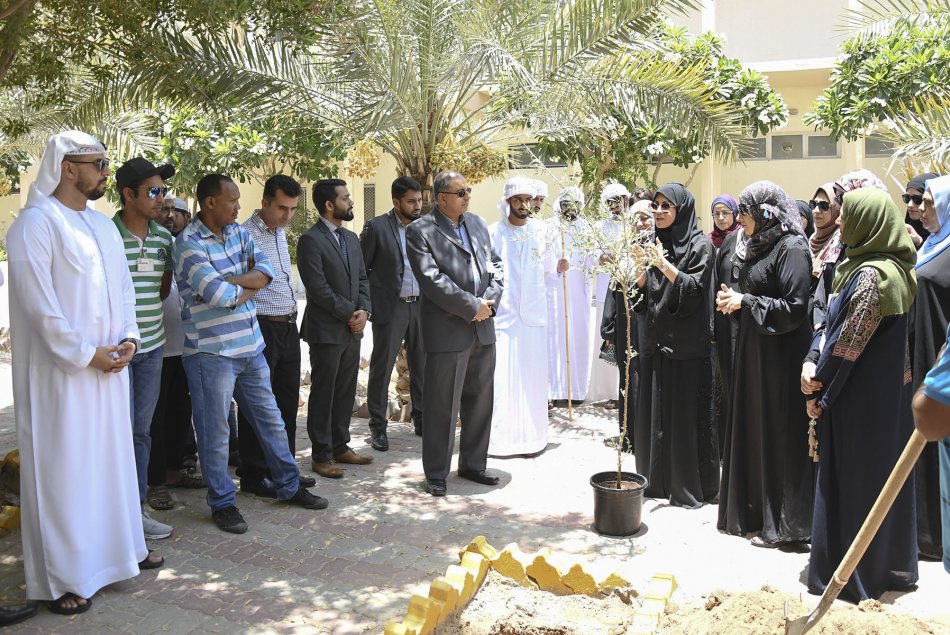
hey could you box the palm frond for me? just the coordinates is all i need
[840,0,950,38]
[877,96,950,173]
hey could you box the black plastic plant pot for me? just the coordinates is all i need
[590,471,648,536]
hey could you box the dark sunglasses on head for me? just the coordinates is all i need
[902,193,924,206]
[66,158,109,172]
[650,201,674,211]
[143,185,170,199]
[809,199,831,212]
[445,187,473,198]
[736,203,759,216]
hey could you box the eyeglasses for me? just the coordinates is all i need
[809,199,831,212]
[650,201,674,212]
[606,197,622,206]
[443,187,472,198]
[66,158,109,172]
[711,210,733,218]
[143,185,169,199]
[902,193,924,206]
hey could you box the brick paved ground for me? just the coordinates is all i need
[1,361,949,634]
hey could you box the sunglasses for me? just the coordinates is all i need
[650,201,674,211]
[143,186,169,199]
[444,187,472,198]
[902,193,924,206]
[809,199,831,212]
[66,158,110,172]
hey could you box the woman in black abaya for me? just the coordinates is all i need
[631,183,718,508]
[715,181,814,547]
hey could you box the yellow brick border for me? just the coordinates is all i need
[383,536,676,635]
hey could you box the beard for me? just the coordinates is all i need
[77,174,107,201]
[510,205,530,220]
[333,205,354,222]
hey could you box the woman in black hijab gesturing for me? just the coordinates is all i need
[631,183,719,508]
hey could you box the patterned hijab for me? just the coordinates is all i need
[654,183,704,261]
[832,188,917,316]
[736,181,803,261]
[709,194,740,248]
[808,183,840,257]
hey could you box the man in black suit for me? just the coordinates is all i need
[297,179,373,479]
[406,170,504,496]
[360,176,426,451]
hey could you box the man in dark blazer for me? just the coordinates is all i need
[297,179,373,479]
[360,176,426,451]
[406,170,504,496]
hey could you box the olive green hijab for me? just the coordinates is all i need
[832,188,917,316]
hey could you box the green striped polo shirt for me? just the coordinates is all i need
[113,213,172,353]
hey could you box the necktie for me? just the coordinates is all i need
[334,227,349,272]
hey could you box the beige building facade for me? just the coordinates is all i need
[0,0,912,237]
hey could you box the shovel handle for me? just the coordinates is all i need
[831,428,927,587]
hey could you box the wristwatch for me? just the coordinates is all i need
[119,338,139,355]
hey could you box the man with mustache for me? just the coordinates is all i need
[174,174,328,534]
[298,179,373,478]
[112,157,176,542]
[7,131,156,615]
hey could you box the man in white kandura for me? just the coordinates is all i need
[488,178,564,456]
[587,182,630,407]
[6,131,159,616]
[546,187,596,405]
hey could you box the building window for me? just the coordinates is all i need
[739,137,767,160]
[806,135,840,158]
[509,144,567,169]
[772,135,804,160]
[363,183,376,220]
[865,136,896,158]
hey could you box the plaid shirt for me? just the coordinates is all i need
[172,216,274,358]
[242,211,297,316]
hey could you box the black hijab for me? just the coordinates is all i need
[654,183,704,262]
[796,199,815,237]
[906,173,940,244]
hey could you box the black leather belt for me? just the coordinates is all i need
[259,313,297,322]
[401,296,419,302]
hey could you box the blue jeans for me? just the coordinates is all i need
[183,351,300,511]
[129,345,164,503]
[940,438,950,574]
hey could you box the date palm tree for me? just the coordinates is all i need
[112,0,746,202]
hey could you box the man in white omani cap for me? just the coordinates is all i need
[546,187,595,405]
[587,182,631,407]
[488,177,563,456]
[6,131,160,616]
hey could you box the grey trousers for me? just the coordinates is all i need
[307,339,360,463]
[422,339,495,481]
[366,300,425,432]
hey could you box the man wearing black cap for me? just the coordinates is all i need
[113,157,177,542]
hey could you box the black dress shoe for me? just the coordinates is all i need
[414,426,423,437]
[0,603,38,626]
[240,478,277,498]
[371,429,389,451]
[298,475,316,488]
[457,469,500,486]
[424,479,447,496]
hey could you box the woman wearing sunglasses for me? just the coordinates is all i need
[714,181,814,549]
[807,183,843,331]
[909,174,950,561]
[628,183,719,509]
[904,172,940,249]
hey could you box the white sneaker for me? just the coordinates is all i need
[142,511,173,540]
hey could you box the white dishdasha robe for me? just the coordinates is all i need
[8,195,146,601]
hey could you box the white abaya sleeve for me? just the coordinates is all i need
[6,211,97,373]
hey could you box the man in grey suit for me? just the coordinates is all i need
[297,179,374,479]
[360,176,426,451]
[406,171,504,496]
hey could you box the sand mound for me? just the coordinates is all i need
[662,586,943,635]
[438,570,639,635]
